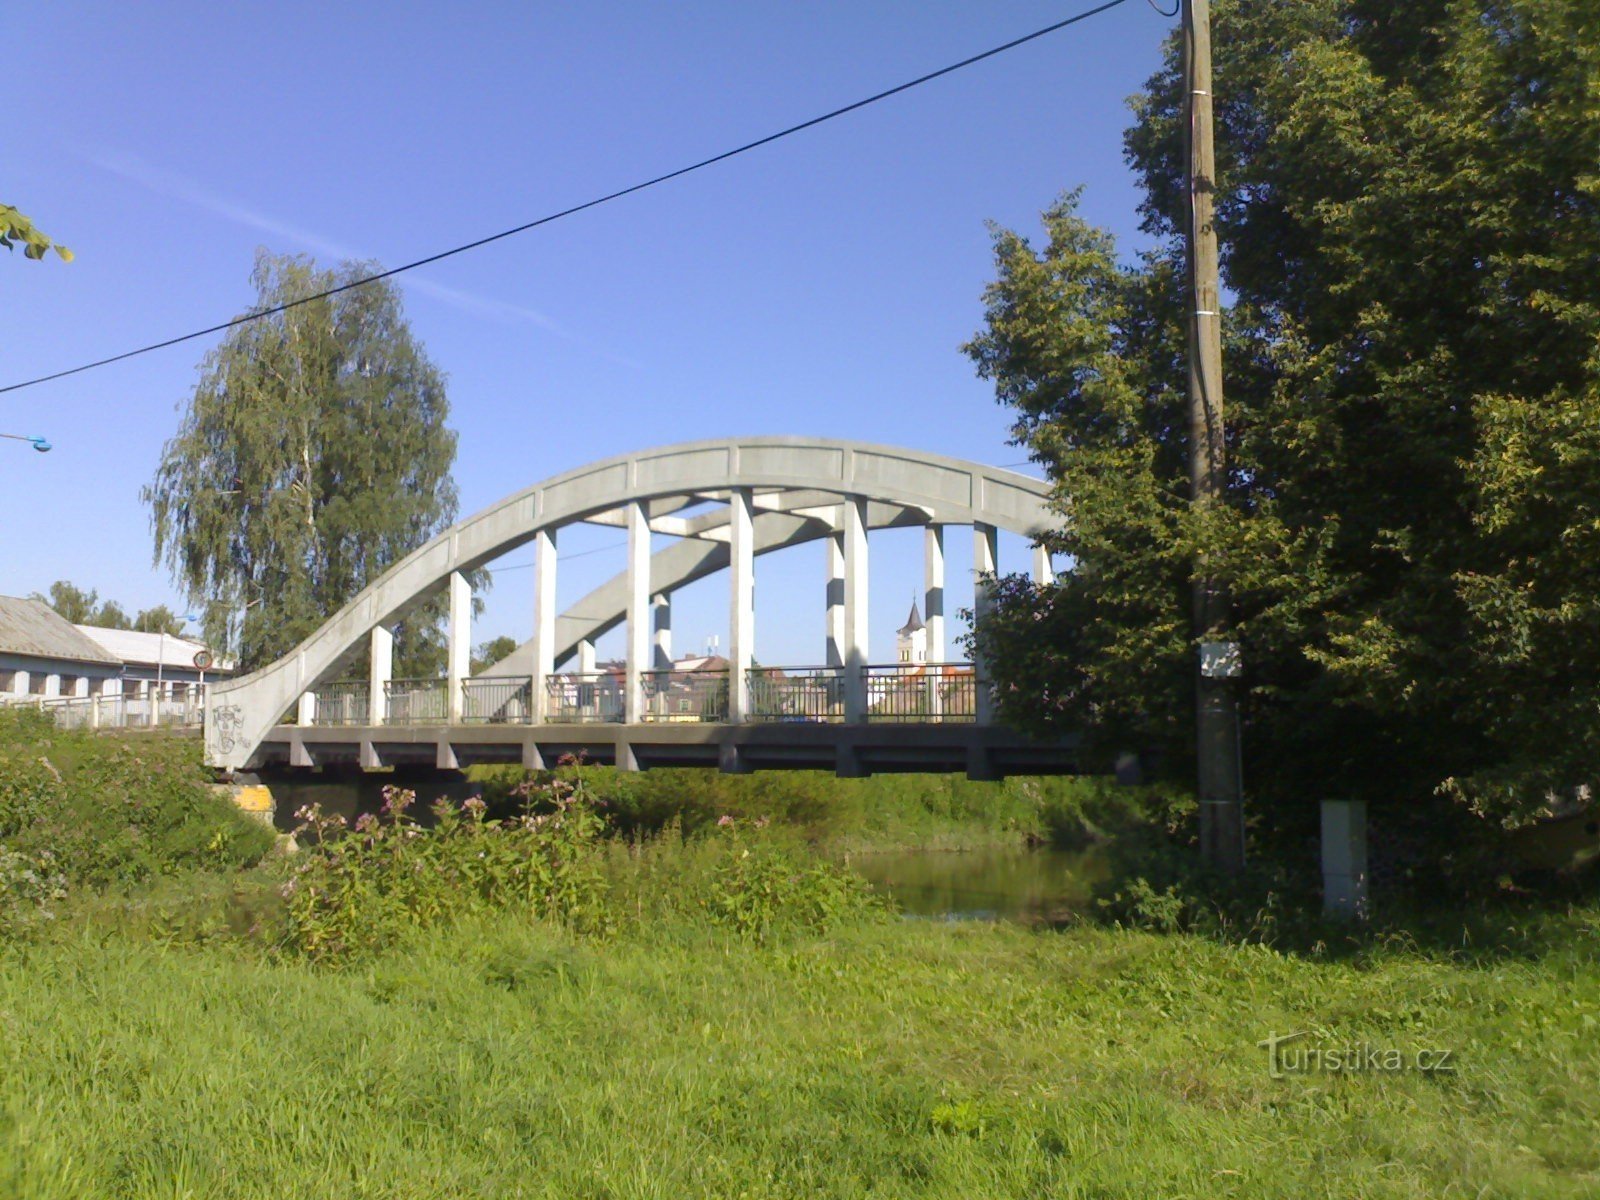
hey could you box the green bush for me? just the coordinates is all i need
[0,710,274,914]
[698,818,883,943]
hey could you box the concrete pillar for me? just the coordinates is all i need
[297,691,317,725]
[1032,543,1056,587]
[43,674,60,699]
[369,625,393,724]
[447,570,471,724]
[625,500,650,724]
[577,639,596,675]
[825,529,846,668]
[532,527,557,722]
[843,495,869,722]
[72,677,89,698]
[972,523,998,725]
[652,593,673,669]
[728,487,754,723]
[1321,800,1369,920]
[924,524,946,663]
[11,671,26,697]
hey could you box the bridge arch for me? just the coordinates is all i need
[205,437,1055,770]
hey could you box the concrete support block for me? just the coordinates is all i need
[297,691,317,726]
[369,625,393,725]
[616,741,639,773]
[728,487,754,724]
[925,524,946,663]
[436,740,460,771]
[447,570,471,724]
[972,523,998,725]
[289,734,313,768]
[835,743,867,779]
[717,741,746,775]
[532,527,557,723]
[842,495,869,722]
[521,740,546,771]
[626,500,651,724]
[966,744,999,783]
[359,739,384,770]
[1321,799,1369,920]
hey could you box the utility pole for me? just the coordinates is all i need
[1183,0,1245,872]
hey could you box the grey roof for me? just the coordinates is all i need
[898,600,925,636]
[0,596,122,666]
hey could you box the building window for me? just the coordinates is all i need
[29,674,47,696]
[59,675,80,696]
[899,649,910,663]
[0,670,14,693]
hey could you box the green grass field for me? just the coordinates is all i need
[3,900,1598,1198]
[3,712,1598,1197]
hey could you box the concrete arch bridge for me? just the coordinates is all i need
[205,437,1077,779]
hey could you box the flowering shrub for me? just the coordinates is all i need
[282,774,611,962]
[0,845,69,937]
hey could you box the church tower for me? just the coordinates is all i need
[896,599,927,666]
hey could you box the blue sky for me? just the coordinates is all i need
[3,1,1170,668]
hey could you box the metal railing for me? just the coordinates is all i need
[463,676,534,723]
[384,678,449,725]
[13,687,208,731]
[639,668,729,723]
[544,672,625,723]
[313,681,370,726]
[864,663,977,723]
[746,666,846,722]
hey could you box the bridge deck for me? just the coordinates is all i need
[257,721,1079,780]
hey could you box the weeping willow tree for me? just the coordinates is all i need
[145,251,464,675]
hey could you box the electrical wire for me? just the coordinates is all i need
[1145,0,1180,17]
[1,0,1133,396]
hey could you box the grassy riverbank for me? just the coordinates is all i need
[4,711,1598,1196]
[4,904,1598,1198]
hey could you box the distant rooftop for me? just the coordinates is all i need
[0,596,121,666]
[75,625,227,671]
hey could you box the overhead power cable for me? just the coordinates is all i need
[2,0,1133,396]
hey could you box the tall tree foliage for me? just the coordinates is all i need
[966,0,1600,824]
[146,252,462,674]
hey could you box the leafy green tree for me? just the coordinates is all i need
[1,204,71,262]
[966,0,1600,825]
[33,582,130,629]
[472,635,519,675]
[145,251,465,675]
[132,607,185,638]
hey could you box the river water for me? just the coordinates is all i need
[848,844,1109,924]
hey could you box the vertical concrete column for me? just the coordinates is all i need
[925,524,946,718]
[369,625,393,725]
[728,487,755,723]
[1321,800,1369,920]
[1032,543,1056,587]
[44,674,60,699]
[652,593,673,669]
[972,523,998,725]
[577,639,595,675]
[842,495,870,722]
[73,677,90,698]
[924,524,946,663]
[11,671,27,697]
[297,691,317,725]
[532,527,557,722]
[825,528,846,668]
[625,500,650,724]
[447,569,471,724]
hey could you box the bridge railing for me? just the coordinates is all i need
[463,676,534,723]
[639,669,729,723]
[385,678,449,725]
[314,682,371,726]
[747,666,846,723]
[10,688,208,731]
[864,663,977,723]
[545,673,625,724]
